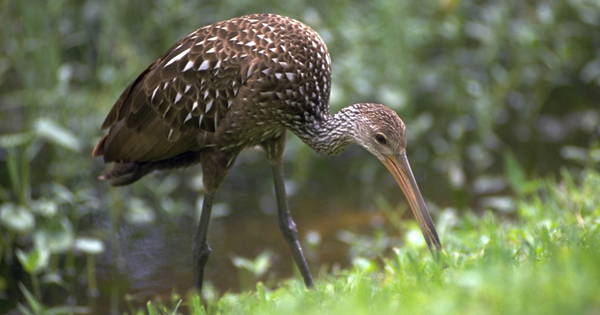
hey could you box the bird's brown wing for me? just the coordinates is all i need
[94,13,332,164]
[94,19,263,163]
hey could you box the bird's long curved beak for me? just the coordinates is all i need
[381,153,442,253]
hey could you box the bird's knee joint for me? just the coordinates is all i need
[279,219,298,240]
[193,242,212,260]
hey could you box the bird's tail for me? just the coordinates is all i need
[99,162,152,186]
[98,151,202,186]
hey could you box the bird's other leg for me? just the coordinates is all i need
[193,191,215,290]
[192,148,239,291]
[271,162,314,288]
[264,134,314,288]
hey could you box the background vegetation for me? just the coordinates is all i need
[0,0,598,313]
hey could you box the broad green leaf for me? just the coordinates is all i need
[352,257,378,273]
[231,250,273,277]
[41,272,65,286]
[29,199,58,217]
[253,251,273,277]
[34,218,74,253]
[34,118,81,152]
[0,132,33,148]
[405,225,426,249]
[0,203,35,232]
[231,256,254,271]
[16,248,50,274]
[74,237,104,254]
[560,145,588,164]
[51,183,75,205]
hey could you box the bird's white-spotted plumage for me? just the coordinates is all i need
[98,14,336,163]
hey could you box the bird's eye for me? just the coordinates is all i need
[375,133,387,145]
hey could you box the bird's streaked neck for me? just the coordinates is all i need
[294,106,360,156]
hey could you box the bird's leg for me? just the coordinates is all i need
[271,161,315,288]
[192,191,215,290]
[192,148,240,291]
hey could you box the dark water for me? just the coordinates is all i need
[97,204,379,295]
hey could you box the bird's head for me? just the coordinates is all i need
[349,103,442,252]
[350,103,407,161]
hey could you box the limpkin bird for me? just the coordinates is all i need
[93,13,441,291]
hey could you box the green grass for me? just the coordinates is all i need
[129,166,600,315]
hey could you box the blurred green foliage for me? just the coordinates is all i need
[0,0,599,313]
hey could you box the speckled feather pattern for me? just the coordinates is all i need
[99,14,336,163]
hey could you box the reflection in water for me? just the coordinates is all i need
[95,193,393,311]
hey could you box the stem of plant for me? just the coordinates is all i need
[86,253,99,313]
[87,254,99,298]
[31,272,42,302]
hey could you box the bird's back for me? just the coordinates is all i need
[94,13,332,164]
